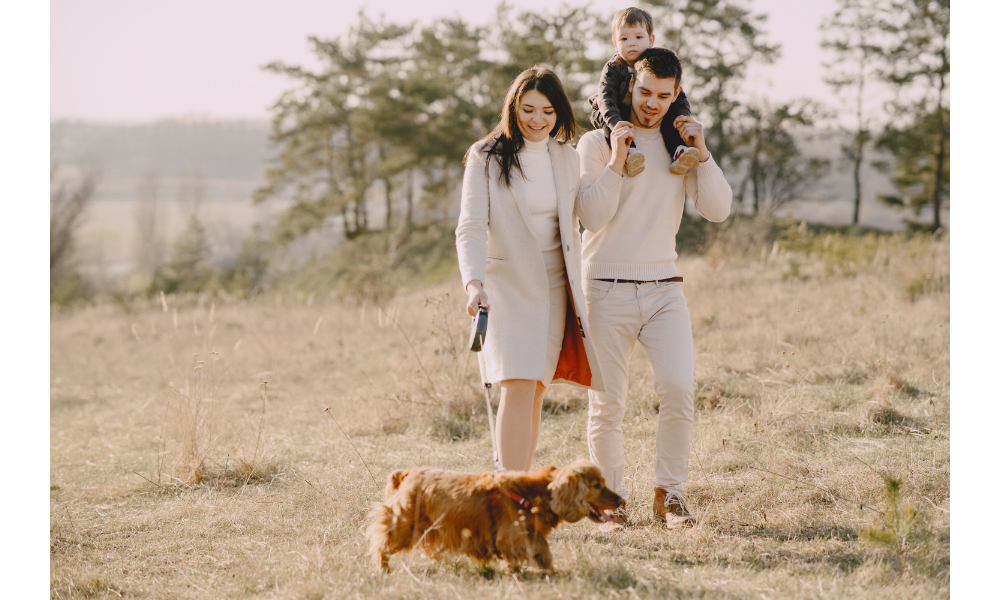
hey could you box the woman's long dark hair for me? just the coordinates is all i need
[464,65,577,187]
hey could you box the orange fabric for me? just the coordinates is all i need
[552,278,592,386]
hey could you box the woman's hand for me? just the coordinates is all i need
[608,121,634,176]
[466,280,489,316]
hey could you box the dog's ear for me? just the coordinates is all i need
[548,460,592,522]
[384,469,408,499]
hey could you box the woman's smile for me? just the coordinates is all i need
[517,89,557,142]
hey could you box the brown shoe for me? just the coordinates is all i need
[626,149,645,177]
[653,488,697,528]
[669,145,700,176]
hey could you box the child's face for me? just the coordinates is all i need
[516,89,556,143]
[613,23,654,65]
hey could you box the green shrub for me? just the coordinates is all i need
[775,220,940,278]
[286,220,458,306]
[50,270,92,307]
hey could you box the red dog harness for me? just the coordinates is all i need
[487,476,541,559]
[489,482,532,525]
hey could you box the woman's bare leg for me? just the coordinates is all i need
[525,382,546,470]
[496,379,543,471]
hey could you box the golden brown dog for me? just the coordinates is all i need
[366,459,623,572]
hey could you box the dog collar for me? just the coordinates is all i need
[489,476,533,528]
[495,487,531,509]
[490,473,532,510]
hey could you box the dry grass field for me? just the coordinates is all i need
[50,226,950,599]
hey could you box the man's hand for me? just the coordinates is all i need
[465,280,489,316]
[608,121,634,176]
[674,115,710,162]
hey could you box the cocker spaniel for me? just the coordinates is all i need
[366,459,623,572]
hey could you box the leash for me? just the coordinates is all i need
[477,351,505,473]
[470,306,505,472]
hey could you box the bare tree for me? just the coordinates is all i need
[50,164,98,287]
[49,165,97,271]
[821,0,887,226]
[133,170,165,282]
[178,166,207,217]
[51,165,99,304]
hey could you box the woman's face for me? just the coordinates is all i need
[516,89,556,143]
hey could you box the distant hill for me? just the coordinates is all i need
[51,118,272,181]
[50,118,945,230]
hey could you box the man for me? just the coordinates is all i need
[574,47,732,527]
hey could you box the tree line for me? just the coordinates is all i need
[253,0,949,243]
[50,1,948,304]
[821,0,949,229]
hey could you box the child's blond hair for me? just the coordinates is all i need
[612,7,654,37]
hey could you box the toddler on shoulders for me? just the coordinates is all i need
[588,7,700,177]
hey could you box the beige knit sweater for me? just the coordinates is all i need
[575,127,733,280]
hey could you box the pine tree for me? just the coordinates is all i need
[735,100,829,215]
[153,215,212,294]
[876,0,949,229]
[874,107,949,224]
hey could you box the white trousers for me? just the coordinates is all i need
[584,280,696,500]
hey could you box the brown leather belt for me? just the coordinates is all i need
[595,277,683,284]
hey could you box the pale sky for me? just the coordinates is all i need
[51,0,840,123]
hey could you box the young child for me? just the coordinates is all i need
[588,7,700,178]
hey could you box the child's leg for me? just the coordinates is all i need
[590,107,615,149]
[620,104,638,151]
[593,108,638,153]
[659,111,686,157]
[660,89,692,156]
[610,103,643,176]
[663,89,698,175]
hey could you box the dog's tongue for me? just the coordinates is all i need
[591,505,617,523]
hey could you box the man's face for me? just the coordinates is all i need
[613,23,654,65]
[628,71,680,130]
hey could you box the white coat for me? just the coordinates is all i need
[456,137,605,391]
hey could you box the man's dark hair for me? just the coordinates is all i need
[633,47,682,89]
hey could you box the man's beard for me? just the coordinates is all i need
[631,103,665,130]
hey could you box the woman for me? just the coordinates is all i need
[456,66,604,472]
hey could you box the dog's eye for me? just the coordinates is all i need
[592,483,600,489]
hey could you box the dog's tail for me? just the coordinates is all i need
[366,502,395,573]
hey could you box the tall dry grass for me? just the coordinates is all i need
[50,228,948,598]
